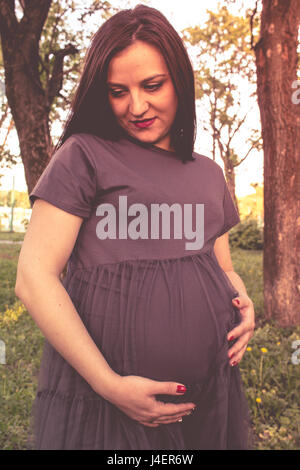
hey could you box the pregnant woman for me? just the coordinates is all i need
[15,4,255,450]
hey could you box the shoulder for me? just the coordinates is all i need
[62,132,101,154]
[64,132,125,162]
[58,132,114,168]
[49,133,103,176]
[66,132,120,152]
[191,150,225,179]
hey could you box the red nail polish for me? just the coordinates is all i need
[176,385,186,393]
[229,352,234,359]
[231,361,237,366]
[228,336,234,341]
[234,299,240,305]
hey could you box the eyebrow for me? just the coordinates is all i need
[107,74,168,87]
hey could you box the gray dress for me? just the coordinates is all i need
[28,132,252,450]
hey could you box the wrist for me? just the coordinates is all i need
[91,369,123,402]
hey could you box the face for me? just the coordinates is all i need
[107,40,178,152]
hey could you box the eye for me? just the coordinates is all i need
[108,82,163,98]
[144,82,163,91]
[108,89,124,97]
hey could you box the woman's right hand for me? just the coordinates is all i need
[105,375,197,427]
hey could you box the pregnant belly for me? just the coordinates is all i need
[72,254,238,385]
[133,256,235,384]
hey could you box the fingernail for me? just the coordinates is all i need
[228,336,234,341]
[234,299,240,305]
[231,361,237,366]
[229,352,234,359]
[176,385,186,393]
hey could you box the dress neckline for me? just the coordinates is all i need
[121,133,179,158]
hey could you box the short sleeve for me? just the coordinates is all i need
[29,136,97,219]
[218,172,240,237]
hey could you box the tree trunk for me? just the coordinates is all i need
[0,0,53,193]
[254,0,300,326]
[5,48,54,193]
[0,0,78,194]
[224,153,239,214]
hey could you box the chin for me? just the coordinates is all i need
[130,130,157,142]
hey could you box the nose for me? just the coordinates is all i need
[128,91,149,118]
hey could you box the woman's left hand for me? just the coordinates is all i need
[227,293,255,366]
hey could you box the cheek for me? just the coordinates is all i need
[170,95,178,117]
[160,88,178,116]
[108,98,125,118]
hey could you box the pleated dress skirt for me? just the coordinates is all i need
[28,251,253,450]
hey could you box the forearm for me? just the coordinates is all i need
[15,273,120,399]
[224,270,248,296]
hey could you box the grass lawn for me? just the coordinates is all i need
[0,232,299,450]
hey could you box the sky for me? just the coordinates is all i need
[0,0,263,197]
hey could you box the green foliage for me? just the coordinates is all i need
[0,243,21,309]
[0,0,118,153]
[21,218,29,231]
[229,217,263,250]
[238,184,263,223]
[239,324,300,450]
[0,191,31,209]
[182,4,262,170]
[0,305,44,450]
[0,231,25,242]
[230,248,263,325]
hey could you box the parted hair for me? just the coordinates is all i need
[56,3,197,163]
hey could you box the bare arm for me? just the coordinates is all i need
[15,198,120,398]
[214,232,255,366]
[213,232,248,295]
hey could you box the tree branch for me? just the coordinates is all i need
[249,0,258,50]
[19,0,51,43]
[0,0,18,36]
[78,1,118,22]
[0,114,14,152]
[228,109,250,147]
[236,141,258,166]
[0,100,9,128]
[215,129,225,162]
[46,43,78,107]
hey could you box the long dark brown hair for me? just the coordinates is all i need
[55,4,197,163]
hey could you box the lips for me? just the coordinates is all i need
[132,117,156,128]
